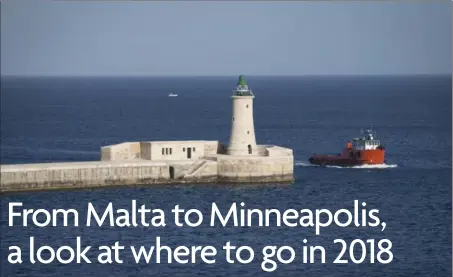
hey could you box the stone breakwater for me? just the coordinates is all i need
[0,148,294,193]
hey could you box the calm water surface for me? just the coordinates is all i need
[1,76,451,276]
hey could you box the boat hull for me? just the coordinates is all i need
[309,149,385,167]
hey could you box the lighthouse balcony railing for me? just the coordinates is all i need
[232,90,254,96]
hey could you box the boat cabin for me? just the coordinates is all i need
[352,130,381,150]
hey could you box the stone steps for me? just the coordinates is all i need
[184,160,208,177]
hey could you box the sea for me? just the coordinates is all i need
[1,75,451,276]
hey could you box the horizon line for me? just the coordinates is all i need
[1,73,451,78]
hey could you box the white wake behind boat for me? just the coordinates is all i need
[168,93,178,97]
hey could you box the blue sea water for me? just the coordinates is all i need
[0,75,451,276]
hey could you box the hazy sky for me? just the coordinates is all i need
[1,1,451,76]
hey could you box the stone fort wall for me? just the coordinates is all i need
[1,141,293,192]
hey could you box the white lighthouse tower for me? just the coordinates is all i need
[227,75,257,156]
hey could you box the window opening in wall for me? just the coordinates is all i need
[246,104,249,108]
[247,130,250,134]
[169,148,172,155]
[193,147,195,152]
[248,144,252,154]
[232,117,235,121]
[183,147,185,152]
[162,148,165,155]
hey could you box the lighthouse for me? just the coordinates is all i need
[227,75,257,156]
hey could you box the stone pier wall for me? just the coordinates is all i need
[1,144,294,193]
[0,161,170,192]
[217,156,294,183]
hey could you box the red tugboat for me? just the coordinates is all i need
[308,129,385,167]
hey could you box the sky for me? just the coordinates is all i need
[1,1,451,76]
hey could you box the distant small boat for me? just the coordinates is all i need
[168,93,178,97]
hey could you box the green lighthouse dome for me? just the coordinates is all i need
[237,75,248,86]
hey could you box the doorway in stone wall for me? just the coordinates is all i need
[248,144,252,154]
[169,166,175,179]
[187,148,192,159]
